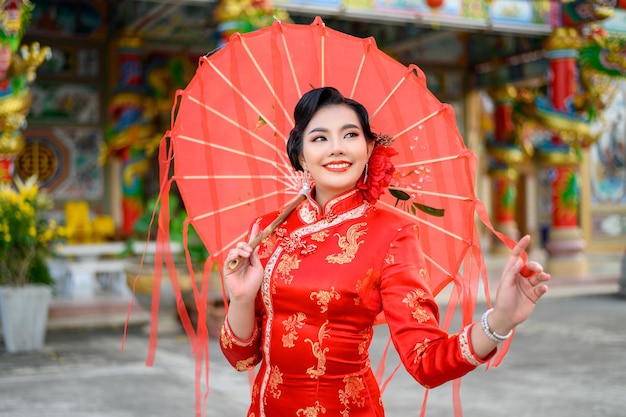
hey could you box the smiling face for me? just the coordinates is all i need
[299,104,373,207]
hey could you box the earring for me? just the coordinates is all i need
[301,166,310,192]
[363,162,369,183]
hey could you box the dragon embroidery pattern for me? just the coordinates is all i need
[326,222,367,264]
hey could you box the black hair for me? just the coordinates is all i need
[286,87,376,171]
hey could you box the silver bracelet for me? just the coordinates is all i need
[481,308,512,343]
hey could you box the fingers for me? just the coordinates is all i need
[519,261,550,304]
[528,269,550,287]
[224,241,253,273]
[510,235,531,258]
[231,242,253,258]
[248,222,260,245]
[520,264,534,277]
[522,276,550,304]
[503,235,530,272]
[520,258,544,277]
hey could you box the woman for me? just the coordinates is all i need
[220,86,550,416]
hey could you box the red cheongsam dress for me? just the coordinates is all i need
[220,188,494,416]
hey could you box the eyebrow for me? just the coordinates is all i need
[307,123,360,135]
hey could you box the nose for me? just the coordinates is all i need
[328,136,345,156]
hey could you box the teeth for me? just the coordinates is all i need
[326,163,350,169]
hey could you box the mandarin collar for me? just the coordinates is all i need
[299,187,367,224]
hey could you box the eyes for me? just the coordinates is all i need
[310,131,360,142]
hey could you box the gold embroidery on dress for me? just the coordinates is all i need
[298,203,318,224]
[355,268,381,306]
[384,253,394,264]
[360,268,381,292]
[296,400,327,416]
[324,209,338,223]
[282,312,306,348]
[310,287,340,313]
[268,366,283,399]
[412,338,431,364]
[294,204,368,241]
[256,218,277,259]
[304,320,331,379]
[252,382,260,401]
[276,253,300,284]
[419,267,430,283]
[220,325,233,349]
[310,230,329,242]
[281,230,317,255]
[402,288,430,323]
[258,233,278,259]
[235,355,258,371]
[326,222,367,264]
[357,327,371,355]
[459,324,482,366]
[339,374,366,416]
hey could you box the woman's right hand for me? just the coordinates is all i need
[223,222,264,303]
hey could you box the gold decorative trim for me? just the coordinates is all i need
[544,27,583,51]
[488,167,519,181]
[539,150,580,166]
[459,324,482,366]
[491,84,517,102]
[486,145,524,165]
[0,90,32,116]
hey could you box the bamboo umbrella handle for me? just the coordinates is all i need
[227,194,307,271]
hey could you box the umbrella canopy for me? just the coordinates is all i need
[137,16,523,417]
[172,15,513,316]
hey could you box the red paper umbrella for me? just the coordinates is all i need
[138,16,522,417]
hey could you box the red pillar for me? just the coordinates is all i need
[0,155,13,183]
[105,34,151,237]
[542,27,587,272]
[487,85,522,251]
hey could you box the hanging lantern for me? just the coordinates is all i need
[425,0,444,30]
[426,0,444,9]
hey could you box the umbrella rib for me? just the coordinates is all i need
[211,231,248,259]
[414,216,463,241]
[191,189,285,222]
[204,60,289,143]
[239,37,294,127]
[393,107,443,140]
[377,200,464,241]
[389,186,471,201]
[177,175,298,191]
[280,27,301,98]
[349,40,368,99]
[184,96,295,183]
[370,74,406,121]
[176,132,298,189]
[394,154,464,169]
[321,30,325,86]
[177,133,290,172]
[422,252,452,279]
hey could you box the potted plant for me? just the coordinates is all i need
[0,176,64,352]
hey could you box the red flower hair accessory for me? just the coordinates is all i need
[357,134,398,204]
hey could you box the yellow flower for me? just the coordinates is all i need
[0,175,63,286]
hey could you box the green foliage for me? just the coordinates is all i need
[390,189,445,217]
[0,176,64,287]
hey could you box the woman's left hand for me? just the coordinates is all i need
[490,235,551,333]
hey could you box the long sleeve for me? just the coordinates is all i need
[380,224,495,389]
[219,294,264,371]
